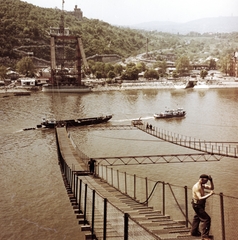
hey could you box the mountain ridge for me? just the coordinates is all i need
[130,16,238,34]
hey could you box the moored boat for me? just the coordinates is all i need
[36,115,112,129]
[154,108,186,119]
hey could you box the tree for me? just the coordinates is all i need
[95,71,103,79]
[172,70,179,78]
[200,69,208,79]
[114,64,124,75]
[219,54,232,75]
[0,65,7,80]
[16,57,35,77]
[121,66,139,80]
[136,62,146,72]
[209,59,216,70]
[107,70,116,79]
[144,69,159,80]
[154,60,167,76]
[175,55,190,76]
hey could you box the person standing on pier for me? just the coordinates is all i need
[88,158,96,175]
[191,174,214,240]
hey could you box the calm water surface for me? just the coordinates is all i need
[1,88,238,239]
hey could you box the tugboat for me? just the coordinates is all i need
[154,108,186,119]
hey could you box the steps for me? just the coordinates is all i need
[70,176,203,240]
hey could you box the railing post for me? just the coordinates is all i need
[184,186,188,227]
[220,192,226,240]
[111,167,113,186]
[91,190,95,239]
[78,179,82,213]
[75,174,78,204]
[125,172,127,195]
[145,177,148,206]
[73,171,76,196]
[134,174,136,200]
[106,165,108,182]
[124,213,129,240]
[84,184,87,225]
[103,198,107,240]
[117,169,119,190]
[162,181,165,215]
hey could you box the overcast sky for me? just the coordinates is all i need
[23,0,238,25]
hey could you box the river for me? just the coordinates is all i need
[1,88,238,239]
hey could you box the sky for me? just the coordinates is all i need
[23,0,238,26]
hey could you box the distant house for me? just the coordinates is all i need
[20,78,35,86]
[6,70,19,80]
[36,78,49,86]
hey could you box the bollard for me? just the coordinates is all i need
[124,213,129,240]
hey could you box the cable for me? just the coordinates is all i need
[141,180,162,204]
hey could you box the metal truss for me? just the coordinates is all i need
[94,153,223,166]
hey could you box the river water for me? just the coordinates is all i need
[1,88,238,239]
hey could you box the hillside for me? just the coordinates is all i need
[1,0,238,71]
[131,16,238,34]
[0,0,157,66]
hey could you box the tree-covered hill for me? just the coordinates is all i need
[1,0,238,74]
[0,0,157,66]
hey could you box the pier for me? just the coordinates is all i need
[54,126,236,240]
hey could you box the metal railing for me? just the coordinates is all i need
[137,122,238,158]
[56,129,238,240]
[95,164,238,240]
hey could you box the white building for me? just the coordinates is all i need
[20,78,36,86]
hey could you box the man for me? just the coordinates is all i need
[88,158,96,174]
[191,174,214,240]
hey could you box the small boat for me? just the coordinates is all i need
[36,115,112,129]
[154,108,186,119]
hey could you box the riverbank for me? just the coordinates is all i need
[1,79,238,94]
[91,80,238,91]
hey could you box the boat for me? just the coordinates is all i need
[35,115,112,129]
[154,108,186,119]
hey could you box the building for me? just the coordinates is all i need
[87,54,122,63]
[68,5,83,20]
[20,78,36,86]
[231,51,238,77]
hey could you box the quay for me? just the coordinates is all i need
[55,126,209,240]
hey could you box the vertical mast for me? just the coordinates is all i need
[60,0,65,35]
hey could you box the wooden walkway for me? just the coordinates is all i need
[56,127,206,240]
[56,127,88,173]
